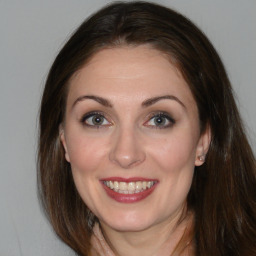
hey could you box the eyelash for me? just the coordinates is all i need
[80,111,175,129]
[80,111,111,128]
[145,112,175,129]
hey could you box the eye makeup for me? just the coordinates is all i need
[80,111,112,128]
[79,109,176,131]
[144,111,175,129]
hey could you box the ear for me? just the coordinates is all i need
[195,124,211,166]
[59,125,70,162]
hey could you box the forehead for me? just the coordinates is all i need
[67,45,196,109]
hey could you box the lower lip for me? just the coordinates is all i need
[102,183,158,203]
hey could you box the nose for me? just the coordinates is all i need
[109,127,146,169]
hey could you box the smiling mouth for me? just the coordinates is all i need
[102,180,157,194]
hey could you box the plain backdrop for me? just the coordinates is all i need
[0,0,255,255]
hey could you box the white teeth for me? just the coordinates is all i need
[142,181,147,190]
[147,181,153,188]
[114,181,119,190]
[119,182,127,190]
[128,182,135,191]
[135,181,142,190]
[104,180,156,194]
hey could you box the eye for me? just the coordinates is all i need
[81,112,111,127]
[145,112,175,129]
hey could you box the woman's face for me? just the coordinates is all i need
[60,45,210,232]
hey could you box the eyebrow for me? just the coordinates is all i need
[72,95,113,108]
[142,95,186,109]
[72,94,185,109]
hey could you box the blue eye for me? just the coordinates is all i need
[146,113,175,128]
[81,112,111,127]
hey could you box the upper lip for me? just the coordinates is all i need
[100,177,158,182]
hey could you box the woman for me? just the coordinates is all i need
[38,2,256,255]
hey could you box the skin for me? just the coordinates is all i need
[60,45,211,255]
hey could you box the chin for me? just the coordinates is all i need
[99,210,156,232]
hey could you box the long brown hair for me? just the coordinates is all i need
[38,2,256,255]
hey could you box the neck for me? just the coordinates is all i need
[99,211,194,256]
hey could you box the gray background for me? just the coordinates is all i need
[0,0,255,255]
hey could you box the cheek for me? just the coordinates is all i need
[66,132,108,176]
[146,133,197,215]
[148,131,198,173]
[65,134,109,211]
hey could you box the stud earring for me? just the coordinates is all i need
[198,155,205,162]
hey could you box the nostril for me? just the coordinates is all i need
[109,152,145,169]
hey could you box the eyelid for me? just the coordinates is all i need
[144,111,175,129]
[80,111,112,127]
[80,111,175,129]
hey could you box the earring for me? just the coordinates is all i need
[198,155,205,162]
